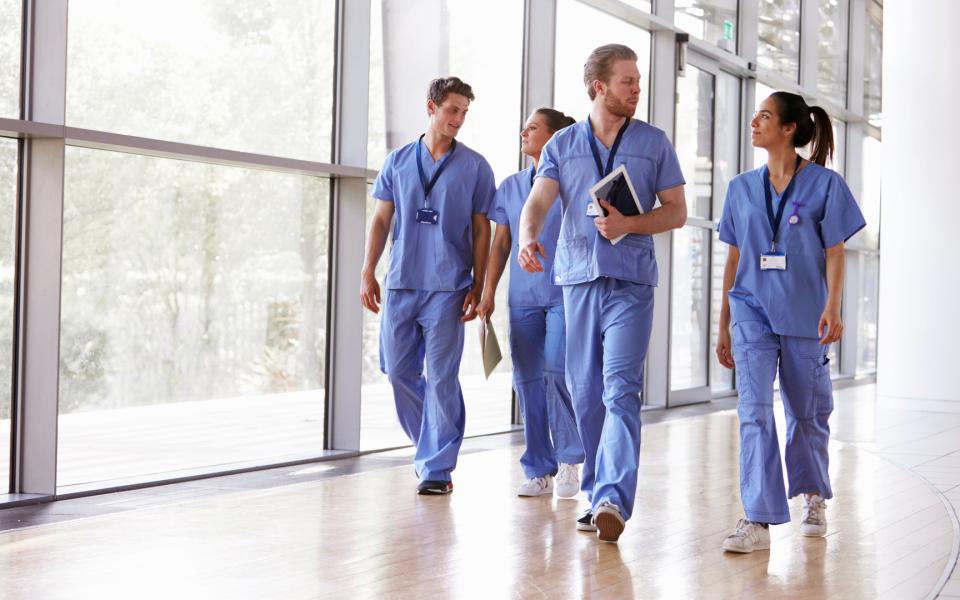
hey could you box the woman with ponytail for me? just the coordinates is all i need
[476,108,585,500]
[715,92,866,553]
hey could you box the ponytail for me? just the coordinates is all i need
[534,107,577,133]
[769,92,835,166]
[807,106,834,166]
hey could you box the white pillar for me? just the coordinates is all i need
[877,0,960,402]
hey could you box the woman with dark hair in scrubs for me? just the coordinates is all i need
[477,108,585,499]
[716,92,866,553]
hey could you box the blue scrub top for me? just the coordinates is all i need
[372,139,496,292]
[718,163,866,338]
[537,118,685,287]
[489,166,563,308]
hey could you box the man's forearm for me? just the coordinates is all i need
[624,200,687,236]
[472,218,491,288]
[362,219,389,275]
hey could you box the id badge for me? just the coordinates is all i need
[416,208,439,225]
[760,253,787,271]
[585,201,601,217]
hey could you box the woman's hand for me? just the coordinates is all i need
[716,325,735,369]
[818,305,843,345]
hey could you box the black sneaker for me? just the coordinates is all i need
[417,480,453,495]
[576,509,596,532]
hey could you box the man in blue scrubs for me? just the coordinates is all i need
[518,45,687,542]
[360,77,495,495]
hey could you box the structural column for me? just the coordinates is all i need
[327,0,372,450]
[14,0,69,494]
[877,0,960,403]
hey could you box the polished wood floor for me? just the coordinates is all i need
[0,385,957,599]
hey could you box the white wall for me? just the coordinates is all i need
[877,0,960,402]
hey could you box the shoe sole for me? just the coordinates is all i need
[722,541,770,553]
[595,511,625,543]
[417,486,453,495]
[517,489,553,497]
[800,529,826,538]
[555,488,579,499]
[576,523,597,532]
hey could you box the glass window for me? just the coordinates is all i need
[863,0,882,126]
[829,120,845,174]
[714,72,740,217]
[672,227,711,390]
[818,0,849,107]
[554,0,652,125]
[856,252,879,374]
[711,72,740,392]
[367,0,524,183]
[757,0,801,81]
[675,0,738,51]
[0,138,15,490]
[752,82,776,169]
[621,0,653,12]
[67,0,336,161]
[854,134,880,249]
[0,0,19,117]
[58,148,330,486]
[710,232,733,391]
[676,66,714,219]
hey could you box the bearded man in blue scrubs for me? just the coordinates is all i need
[518,45,687,542]
[360,77,495,495]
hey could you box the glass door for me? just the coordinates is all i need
[669,51,740,406]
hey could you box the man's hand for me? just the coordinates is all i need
[360,270,381,314]
[518,239,547,273]
[461,285,482,322]
[594,199,631,240]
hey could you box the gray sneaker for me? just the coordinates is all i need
[800,494,827,537]
[722,519,771,553]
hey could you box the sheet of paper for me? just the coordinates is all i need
[478,317,502,379]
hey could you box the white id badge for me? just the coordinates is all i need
[585,201,601,217]
[760,253,787,271]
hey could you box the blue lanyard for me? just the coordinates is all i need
[586,117,631,179]
[416,135,457,206]
[762,154,803,250]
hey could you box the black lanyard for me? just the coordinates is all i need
[529,165,536,187]
[763,154,803,250]
[586,117,630,179]
[416,135,457,206]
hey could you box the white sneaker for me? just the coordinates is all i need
[722,519,771,553]
[555,463,580,499]
[594,500,625,543]
[800,494,827,537]
[517,475,553,497]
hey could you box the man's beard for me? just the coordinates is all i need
[604,94,637,119]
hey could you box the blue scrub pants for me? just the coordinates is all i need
[563,278,654,521]
[732,311,834,525]
[508,303,584,479]
[380,288,468,482]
